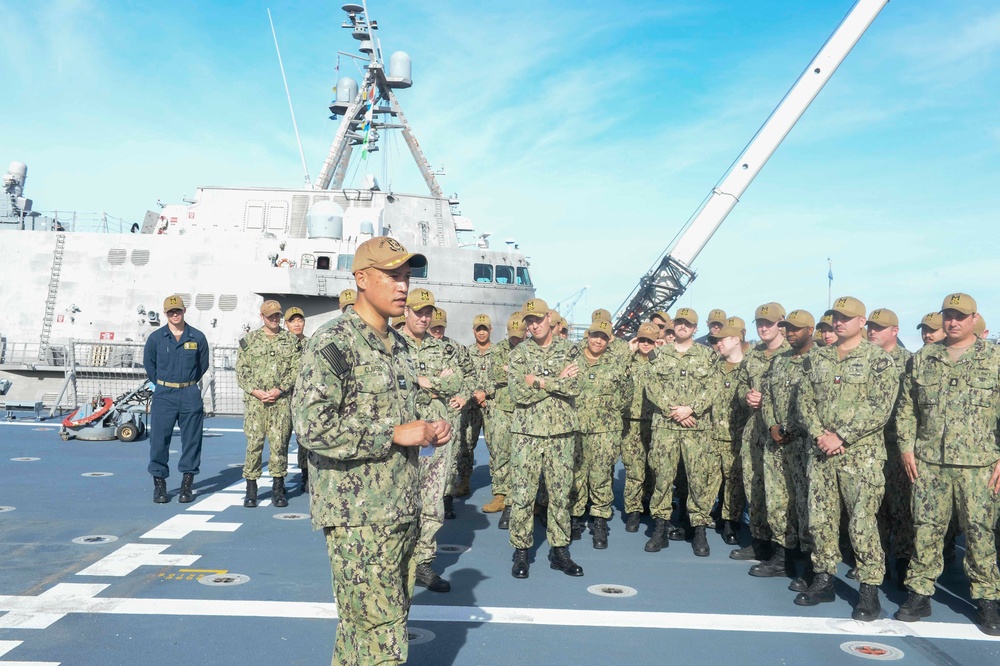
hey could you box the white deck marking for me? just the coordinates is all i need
[0,640,60,665]
[184,493,252,512]
[0,583,997,643]
[139,514,240,540]
[75,544,199,577]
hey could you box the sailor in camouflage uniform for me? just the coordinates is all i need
[338,288,356,313]
[643,307,720,556]
[733,303,790,561]
[508,298,585,579]
[571,318,633,549]
[284,307,309,489]
[620,322,659,532]
[487,313,526,525]
[236,299,302,509]
[291,236,450,666]
[793,296,896,622]
[402,292,465,593]
[866,308,915,588]
[708,317,751,547]
[918,312,945,346]
[895,293,1000,636]
[459,314,494,502]
[753,310,815,583]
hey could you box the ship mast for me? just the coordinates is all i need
[613,0,889,337]
[314,2,444,198]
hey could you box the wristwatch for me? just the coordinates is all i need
[532,378,541,389]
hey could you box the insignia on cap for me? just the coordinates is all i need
[949,294,961,305]
[836,298,848,307]
[381,237,404,252]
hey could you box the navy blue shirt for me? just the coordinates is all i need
[143,324,210,384]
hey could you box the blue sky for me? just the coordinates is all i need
[3,0,999,348]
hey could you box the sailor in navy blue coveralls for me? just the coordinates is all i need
[143,296,210,502]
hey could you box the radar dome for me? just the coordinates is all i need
[306,199,345,239]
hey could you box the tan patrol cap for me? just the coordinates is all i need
[867,308,899,328]
[713,316,747,340]
[651,310,671,323]
[707,309,728,325]
[521,298,549,317]
[754,302,786,323]
[826,296,866,319]
[506,312,526,337]
[780,310,815,329]
[473,314,491,328]
[339,289,357,306]
[406,288,435,309]
[351,236,427,272]
[163,294,185,311]
[431,307,447,326]
[636,322,660,342]
[917,312,942,331]
[975,316,986,337]
[941,292,976,315]
[390,315,406,329]
[817,313,835,330]
[587,319,613,338]
[260,299,282,317]
[284,307,304,321]
[673,307,698,325]
[592,308,612,322]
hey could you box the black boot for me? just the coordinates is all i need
[789,560,814,593]
[571,516,585,541]
[272,476,288,508]
[592,517,609,550]
[549,546,584,576]
[178,473,194,503]
[645,518,669,553]
[625,512,642,533]
[152,477,168,504]
[722,520,740,545]
[793,572,835,606]
[976,599,1000,636]
[415,562,451,593]
[730,537,771,561]
[692,526,710,557]
[498,505,511,530]
[894,592,932,622]
[243,479,258,508]
[299,467,308,492]
[852,583,881,622]
[668,523,687,541]
[443,495,456,520]
[749,544,795,578]
[512,548,530,579]
[895,557,910,592]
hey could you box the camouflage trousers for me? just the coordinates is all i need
[485,410,513,499]
[442,408,464,497]
[509,433,574,549]
[571,431,617,519]
[763,437,812,552]
[808,451,885,584]
[416,441,451,564]
[678,434,720,528]
[455,404,485,487]
[741,419,773,542]
[877,452,915,561]
[325,521,417,666]
[648,427,684,520]
[906,462,1000,600]
[713,437,746,523]
[619,419,652,514]
[242,397,292,479]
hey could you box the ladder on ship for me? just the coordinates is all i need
[39,233,66,361]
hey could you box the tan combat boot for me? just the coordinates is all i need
[482,494,506,513]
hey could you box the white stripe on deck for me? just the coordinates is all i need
[0,640,60,665]
[139,514,241,540]
[0,583,996,643]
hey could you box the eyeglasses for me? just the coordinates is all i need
[655,323,666,329]
[166,309,184,316]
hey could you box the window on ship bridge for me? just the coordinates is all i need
[495,265,514,285]
[337,255,353,271]
[317,256,331,270]
[516,267,532,287]
[474,263,493,283]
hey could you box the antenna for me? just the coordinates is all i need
[268,8,311,187]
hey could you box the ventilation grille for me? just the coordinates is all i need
[218,295,238,312]
[195,294,214,311]
[107,249,127,265]
[131,250,151,266]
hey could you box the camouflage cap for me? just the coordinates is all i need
[592,308,612,322]
[431,307,447,326]
[826,296,866,319]
[673,307,698,325]
[339,288,357,306]
[351,235,427,272]
[917,312,942,331]
[975,316,986,337]
[636,322,660,342]
[521,298,549,317]
[867,308,899,328]
[941,292,976,315]
[284,307,304,321]
[817,313,835,330]
[406,288,435,309]
[162,294,185,311]
[473,313,491,328]
[260,299,282,317]
[707,309,728,325]
[506,312,526,337]
[779,309,815,329]
[587,319,613,338]
[754,302,786,323]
